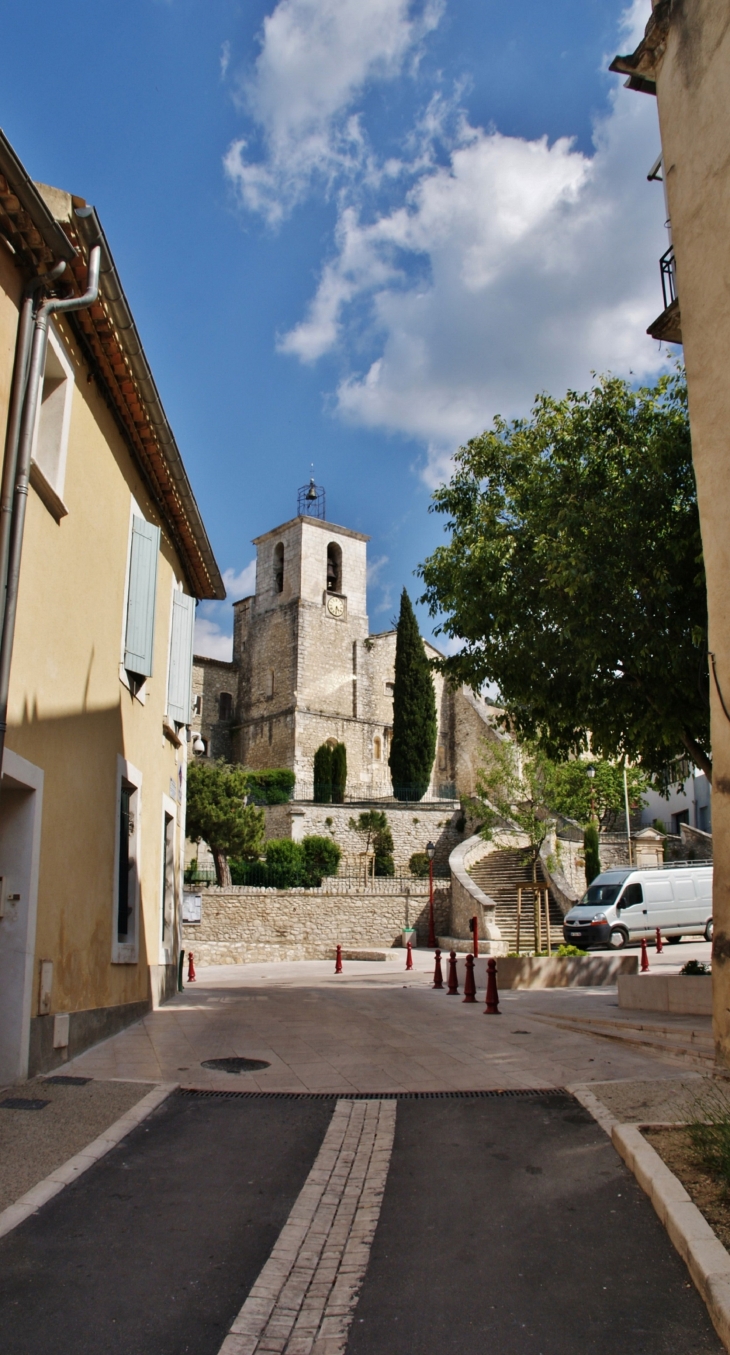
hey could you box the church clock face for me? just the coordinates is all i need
[326,594,345,619]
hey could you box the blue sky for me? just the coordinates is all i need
[1,0,668,657]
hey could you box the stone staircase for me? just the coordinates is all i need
[468,848,564,952]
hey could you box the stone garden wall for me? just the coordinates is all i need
[182,879,451,965]
[263,800,466,874]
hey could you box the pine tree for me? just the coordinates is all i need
[313,743,333,803]
[389,588,437,801]
[331,742,347,803]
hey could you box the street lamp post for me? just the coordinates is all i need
[586,765,596,822]
[426,841,436,948]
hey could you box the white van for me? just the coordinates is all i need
[562,864,713,950]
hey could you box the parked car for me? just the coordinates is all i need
[562,864,713,950]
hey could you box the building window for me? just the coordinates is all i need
[438,743,447,771]
[274,542,284,593]
[266,670,275,698]
[672,809,690,835]
[113,756,141,964]
[385,681,395,696]
[192,693,202,716]
[219,691,234,720]
[161,810,175,946]
[30,325,75,519]
[374,736,382,761]
[327,542,342,593]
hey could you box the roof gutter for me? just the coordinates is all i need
[71,206,224,601]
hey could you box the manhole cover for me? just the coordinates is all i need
[0,1097,50,1111]
[44,1076,92,1085]
[200,1057,271,1074]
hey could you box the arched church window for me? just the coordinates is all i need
[274,542,284,593]
[219,692,233,721]
[326,542,342,593]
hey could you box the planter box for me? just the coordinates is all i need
[448,953,637,991]
[618,973,711,1016]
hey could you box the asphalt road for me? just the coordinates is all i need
[346,1092,723,1355]
[0,1089,723,1354]
[0,1090,333,1355]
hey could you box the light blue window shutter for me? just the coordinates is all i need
[167,590,196,724]
[124,516,160,676]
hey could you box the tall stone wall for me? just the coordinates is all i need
[191,657,237,762]
[182,879,451,964]
[263,800,466,873]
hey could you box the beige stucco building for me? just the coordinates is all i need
[193,508,498,807]
[611,2,730,1060]
[0,132,223,1081]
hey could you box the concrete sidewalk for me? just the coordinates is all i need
[60,952,713,1095]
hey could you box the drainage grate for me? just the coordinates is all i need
[200,1057,271,1074]
[178,1087,566,1102]
[0,1097,50,1111]
[43,1076,92,1086]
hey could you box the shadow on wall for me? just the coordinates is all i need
[2,698,157,1078]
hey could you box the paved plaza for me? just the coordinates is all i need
[0,942,724,1354]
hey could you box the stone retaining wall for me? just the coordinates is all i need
[182,882,451,964]
[264,800,466,873]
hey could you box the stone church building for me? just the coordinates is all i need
[192,507,496,802]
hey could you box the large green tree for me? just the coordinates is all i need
[186,760,265,887]
[389,589,438,800]
[418,373,710,779]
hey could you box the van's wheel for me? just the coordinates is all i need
[705,919,714,943]
[610,928,629,950]
[667,935,682,945]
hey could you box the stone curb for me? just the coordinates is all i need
[0,1081,177,1241]
[612,1122,730,1352]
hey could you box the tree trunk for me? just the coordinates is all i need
[679,731,713,781]
[212,847,231,888]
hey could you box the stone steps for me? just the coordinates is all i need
[468,848,564,951]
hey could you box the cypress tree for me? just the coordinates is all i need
[331,742,347,803]
[389,588,437,801]
[313,743,333,803]
[584,823,601,886]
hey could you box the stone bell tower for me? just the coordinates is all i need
[232,485,370,782]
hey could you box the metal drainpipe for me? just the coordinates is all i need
[0,246,100,774]
[0,262,67,638]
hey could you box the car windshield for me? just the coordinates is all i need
[580,884,621,907]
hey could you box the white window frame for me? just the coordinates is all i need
[112,755,142,964]
[29,323,75,521]
[159,792,177,965]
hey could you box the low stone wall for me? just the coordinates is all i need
[182,881,451,964]
[264,800,465,873]
[618,973,712,1016]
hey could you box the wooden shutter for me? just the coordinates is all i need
[124,516,160,676]
[167,589,196,724]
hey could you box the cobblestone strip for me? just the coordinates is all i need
[219,1098,396,1355]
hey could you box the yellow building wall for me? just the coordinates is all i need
[0,238,189,1040]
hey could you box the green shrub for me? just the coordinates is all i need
[313,744,333,803]
[302,835,341,885]
[331,742,347,804]
[681,958,710,975]
[409,852,431,878]
[554,944,588,957]
[264,838,306,888]
[583,823,601,885]
[688,1101,730,1192]
[245,769,295,805]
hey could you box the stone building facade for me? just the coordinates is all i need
[192,508,499,804]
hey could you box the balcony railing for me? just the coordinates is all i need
[660,246,677,310]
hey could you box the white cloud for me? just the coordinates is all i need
[220,40,231,80]
[194,616,233,662]
[283,78,668,483]
[617,0,651,49]
[223,560,257,599]
[225,0,442,223]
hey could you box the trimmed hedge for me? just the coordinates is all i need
[246,769,296,805]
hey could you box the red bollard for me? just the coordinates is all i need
[187,951,196,983]
[447,950,459,995]
[463,953,477,1003]
[335,944,343,974]
[640,937,650,972]
[655,927,663,954]
[471,915,479,959]
[484,957,500,1014]
[406,940,413,971]
[433,949,444,989]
